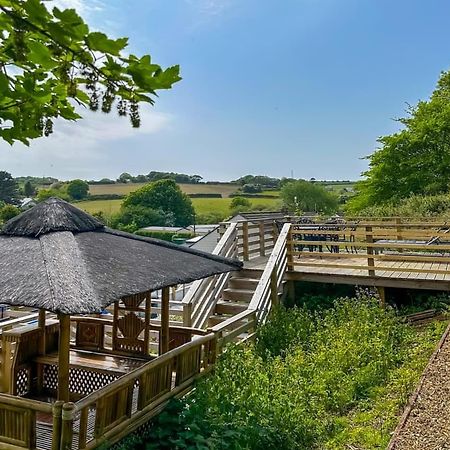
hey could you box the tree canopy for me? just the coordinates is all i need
[280,180,338,214]
[0,170,20,204]
[66,179,88,200]
[0,0,181,144]
[123,179,195,227]
[348,70,450,211]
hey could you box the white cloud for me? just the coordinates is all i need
[0,107,173,179]
[47,0,104,16]
[185,0,233,16]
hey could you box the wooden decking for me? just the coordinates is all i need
[245,253,450,290]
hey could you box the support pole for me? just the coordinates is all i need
[58,314,71,402]
[160,287,170,354]
[38,309,46,353]
[51,400,64,450]
[60,403,75,450]
[377,286,386,308]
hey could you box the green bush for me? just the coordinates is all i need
[0,204,20,223]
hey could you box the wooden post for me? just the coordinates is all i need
[144,291,151,355]
[58,314,71,402]
[37,309,47,394]
[270,266,279,307]
[377,286,386,308]
[242,221,249,261]
[287,224,294,271]
[396,217,403,253]
[183,302,193,327]
[160,287,170,354]
[60,403,75,450]
[51,400,64,450]
[259,222,266,257]
[366,226,375,276]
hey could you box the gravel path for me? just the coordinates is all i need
[389,323,450,450]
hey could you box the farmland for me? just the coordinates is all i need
[76,196,282,219]
[89,182,240,198]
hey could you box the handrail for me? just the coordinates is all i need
[75,332,216,411]
[182,223,238,328]
[248,223,290,323]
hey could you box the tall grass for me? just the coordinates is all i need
[116,297,446,450]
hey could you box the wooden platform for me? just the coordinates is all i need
[245,254,450,291]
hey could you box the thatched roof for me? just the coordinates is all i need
[0,198,242,314]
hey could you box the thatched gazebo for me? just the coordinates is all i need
[0,198,241,402]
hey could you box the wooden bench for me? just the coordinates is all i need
[34,350,147,399]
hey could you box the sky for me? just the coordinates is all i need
[1,0,450,182]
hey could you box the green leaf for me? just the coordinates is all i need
[0,72,9,95]
[86,32,128,55]
[22,0,49,22]
[27,40,58,69]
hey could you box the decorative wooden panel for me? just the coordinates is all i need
[76,322,104,351]
[0,403,35,449]
[112,291,152,356]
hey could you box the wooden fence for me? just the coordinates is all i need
[288,221,450,278]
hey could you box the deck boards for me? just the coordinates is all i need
[244,252,450,290]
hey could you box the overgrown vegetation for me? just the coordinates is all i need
[115,297,446,450]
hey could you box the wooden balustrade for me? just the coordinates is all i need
[0,394,55,450]
[73,333,216,449]
[288,221,450,278]
[182,223,239,328]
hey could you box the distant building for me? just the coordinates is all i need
[20,198,36,210]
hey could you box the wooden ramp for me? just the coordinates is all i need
[389,322,450,450]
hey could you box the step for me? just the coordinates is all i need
[215,300,249,315]
[222,288,254,302]
[233,268,263,279]
[228,278,260,290]
[208,314,234,327]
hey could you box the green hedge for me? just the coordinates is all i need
[229,193,279,198]
[187,193,222,198]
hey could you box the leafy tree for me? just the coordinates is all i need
[0,0,181,145]
[230,196,251,210]
[23,180,35,197]
[0,203,20,223]
[117,173,133,183]
[36,187,69,202]
[0,171,20,204]
[349,70,450,211]
[66,179,89,200]
[242,183,262,193]
[280,180,338,214]
[123,179,194,227]
[111,205,165,232]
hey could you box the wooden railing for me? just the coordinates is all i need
[248,223,290,322]
[234,219,279,261]
[0,394,56,450]
[71,333,216,449]
[287,222,450,278]
[182,223,238,328]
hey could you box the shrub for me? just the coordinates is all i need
[0,204,20,223]
[187,193,222,198]
[136,297,445,450]
[230,196,251,211]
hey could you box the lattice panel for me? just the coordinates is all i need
[42,364,120,397]
[15,367,31,396]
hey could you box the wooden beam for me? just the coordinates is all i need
[58,314,71,402]
[377,286,386,308]
[160,287,170,354]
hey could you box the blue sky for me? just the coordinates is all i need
[1,0,450,181]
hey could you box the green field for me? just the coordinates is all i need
[89,182,240,198]
[76,197,282,220]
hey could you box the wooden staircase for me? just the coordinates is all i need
[208,269,263,327]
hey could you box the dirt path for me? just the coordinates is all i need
[389,323,450,449]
